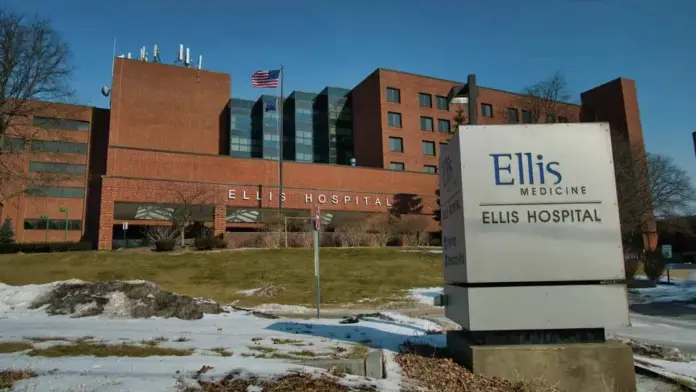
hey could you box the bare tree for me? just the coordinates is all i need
[169,186,214,247]
[612,130,695,246]
[517,71,571,123]
[367,213,397,247]
[0,9,74,202]
[142,225,178,244]
[452,106,467,129]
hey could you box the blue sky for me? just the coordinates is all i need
[6,0,696,180]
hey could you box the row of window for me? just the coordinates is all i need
[480,103,569,123]
[386,88,449,111]
[388,137,438,156]
[28,162,86,174]
[387,112,452,133]
[25,186,85,198]
[389,162,437,174]
[33,116,89,132]
[3,138,88,154]
[24,219,82,231]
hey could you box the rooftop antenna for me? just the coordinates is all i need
[111,37,117,76]
[127,52,132,59]
[198,54,203,70]
[185,47,191,67]
[177,44,184,64]
[153,44,160,63]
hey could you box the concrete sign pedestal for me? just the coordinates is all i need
[439,123,635,392]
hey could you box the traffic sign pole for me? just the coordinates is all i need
[313,205,321,319]
[122,221,129,249]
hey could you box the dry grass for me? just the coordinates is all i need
[271,338,304,345]
[191,372,377,392]
[210,347,233,357]
[26,341,193,357]
[140,336,168,347]
[24,336,71,343]
[396,353,562,392]
[0,370,36,390]
[0,342,32,354]
[0,248,441,307]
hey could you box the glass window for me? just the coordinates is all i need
[28,162,86,174]
[386,87,400,103]
[546,114,556,123]
[419,93,432,108]
[522,110,533,124]
[481,103,493,117]
[25,186,85,198]
[24,218,82,231]
[558,116,569,123]
[422,141,435,156]
[420,117,434,132]
[438,119,450,133]
[507,108,519,123]
[388,112,402,128]
[389,162,405,171]
[436,96,449,111]
[3,137,25,150]
[31,140,88,154]
[389,137,403,152]
[32,117,89,131]
[423,165,437,174]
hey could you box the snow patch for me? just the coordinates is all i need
[251,303,313,313]
[408,287,442,306]
[237,288,263,296]
[0,280,83,314]
[102,291,133,318]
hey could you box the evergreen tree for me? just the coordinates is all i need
[0,217,15,245]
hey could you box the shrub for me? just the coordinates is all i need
[624,258,639,280]
[430,237,442,247]
[193,234,227,251]
[154,240,175,252]
[0,217,15,245]
[0,241,92,254]
[643,251,666,281]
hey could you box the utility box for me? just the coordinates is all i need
[439,123,630,331]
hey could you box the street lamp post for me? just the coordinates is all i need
[447,74,479,125]
[60,207,68,242]
[40,214,49,243]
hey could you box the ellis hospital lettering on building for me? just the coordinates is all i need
[228,189,394,208]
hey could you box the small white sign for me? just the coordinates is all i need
[122,222,129,231]
[314,205,321,231]
[661,244,673,259]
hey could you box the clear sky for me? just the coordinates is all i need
[5,0,696,180]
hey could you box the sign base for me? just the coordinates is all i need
[447,331,636,392]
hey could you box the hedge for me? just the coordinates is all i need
[0,241,93,254]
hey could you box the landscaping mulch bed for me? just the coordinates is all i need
[190,372,377,392]
[395,353,562,392]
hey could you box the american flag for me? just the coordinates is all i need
[252,69,280,88]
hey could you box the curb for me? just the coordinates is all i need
[634,363,696,391]
[298,349,385,379]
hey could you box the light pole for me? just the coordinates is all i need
[40,214,49,243]
[60,207,68,242]
[447,74,478,125]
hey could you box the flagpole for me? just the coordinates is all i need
[278,66,284,217]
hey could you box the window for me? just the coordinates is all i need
[546,114,556,123]
[386,87,400,103]
[422,141,435,156]
[31,140,88,154]
[28,162,86,174]
[558,116,569,123]
[438,119,450,133]
[3,137,25,150]
[420,117,434,132]
[481,103,493,117]
[25,186,85,198]
[436,96,449,110]
[388,112,402,128]
[507,108,519,123]
[389,137,403,152]
[389,162,405,171]
[24,218,82,231]
[419,93,432,108]
[423,165,437,174]
[32,117,89,131]
[522,110,533,124]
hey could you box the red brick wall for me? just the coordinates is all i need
[580,78,656,250]
[351,71,384,168]
[1,103,95,243]
[477,87,581,125]
[109,58,231,155]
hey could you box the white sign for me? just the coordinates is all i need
[314,204,321,231]
[440,123,629,330]
[122,222,129,231]
[661,244,673,259]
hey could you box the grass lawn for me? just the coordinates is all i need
[0,248,443,307]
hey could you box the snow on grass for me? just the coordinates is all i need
[250,303,315,313]
[0,282,443,391]
[629,278,696,303]
[407,287,442,306]
[237,287,263,296]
